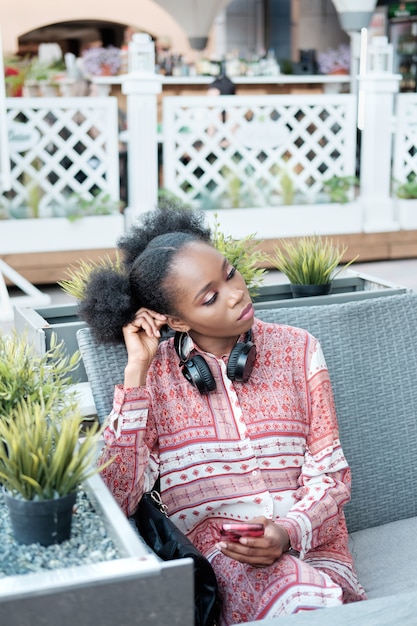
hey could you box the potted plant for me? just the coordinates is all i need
[317,44,351,76]
[0,397,105,546]
[0,336,193,625]
[268,235,358,298]
[395,175,417,229]
[0,330,80,416]
[0,331,107,546]
[4,55,65,97]
[82,46,122,77]
[322,175,358,204]
[51,191,124,221]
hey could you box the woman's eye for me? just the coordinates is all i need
[204,293,218,306]
[227,266,236,280]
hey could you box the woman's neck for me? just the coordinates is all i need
[188,332,240,358]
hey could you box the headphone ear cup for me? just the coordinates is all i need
[183,355,217,394]
[174,331,216,394]
[227,341,257,382]
[227,343,245,381]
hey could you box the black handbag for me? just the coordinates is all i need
[133,489,220,626]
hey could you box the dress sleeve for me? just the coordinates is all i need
[277,336,351,558]
[97,384,159,516]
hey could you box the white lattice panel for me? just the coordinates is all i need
[393,93,417,186]
[163,94,357,208]
[3,97,119,215]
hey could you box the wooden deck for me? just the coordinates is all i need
[2,230,417,285]
[1,248,119,286]
[260,230,417,268]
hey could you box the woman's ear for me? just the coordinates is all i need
[165,315,190,333]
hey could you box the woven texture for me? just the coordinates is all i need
[76,292,417,534]
[76,328,127,426]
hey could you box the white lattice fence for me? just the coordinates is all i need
[393,93,417,186]
[3,97,120,216]
[163,94,357,209]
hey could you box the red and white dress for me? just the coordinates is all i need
[99,318,366,624]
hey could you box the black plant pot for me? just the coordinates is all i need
[4,490,77,546]
[290,283,332,298]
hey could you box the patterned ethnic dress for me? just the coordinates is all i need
[98,318,367,624]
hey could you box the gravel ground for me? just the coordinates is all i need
[0,488,120,578]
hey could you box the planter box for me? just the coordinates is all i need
[15,270,407,387]
[396,199,417,230]
[0,215,125,255]
[0,472,193,626]
[204,203,363,240]
[253,269,408,309]
[14,302,87,383]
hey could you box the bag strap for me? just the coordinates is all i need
[149,490,169,517]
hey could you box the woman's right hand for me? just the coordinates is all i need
[122,308,168,387]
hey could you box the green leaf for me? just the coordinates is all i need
[268,235,359,285]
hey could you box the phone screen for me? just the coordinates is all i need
[220,522,264,542]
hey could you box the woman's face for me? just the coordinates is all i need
[166,241,255,355]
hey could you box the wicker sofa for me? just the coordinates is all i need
[77,291,417,625]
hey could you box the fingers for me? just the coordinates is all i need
[124,308,168,338]
[215,540,280,566]
[214,518,288,567]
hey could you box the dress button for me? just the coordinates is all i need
[252,470,257,476]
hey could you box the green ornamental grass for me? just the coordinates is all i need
[0,398,105,500]
[58,252,124,301]
[0,331,80,419]
[59,213,269,300]
[269,235,358,285]
[211,215,267,297]
[0,332,110,501]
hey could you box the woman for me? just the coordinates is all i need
[80,205,366,624]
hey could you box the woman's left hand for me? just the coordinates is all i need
[215,517,290,567]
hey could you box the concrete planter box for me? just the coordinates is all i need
[0,472,194,626]
[396,199,417,230]
[0,215,125,255]
[14,270,407,386]
[253,269,408,310]
[204,203,363,240]
[14,302,87,383]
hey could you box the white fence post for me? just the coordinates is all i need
[122,34,162,227]
[358,72,401,231]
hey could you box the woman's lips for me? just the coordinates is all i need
[238,303,255,321]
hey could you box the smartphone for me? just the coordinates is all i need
[220,522,264,542]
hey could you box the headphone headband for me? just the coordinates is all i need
[174,329,256,394]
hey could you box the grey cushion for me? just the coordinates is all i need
[242,590,417,626]
[77,293,417,533]
[349,517,417,599]
[255,294,417,533]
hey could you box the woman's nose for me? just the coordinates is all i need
[227,287,244,306]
